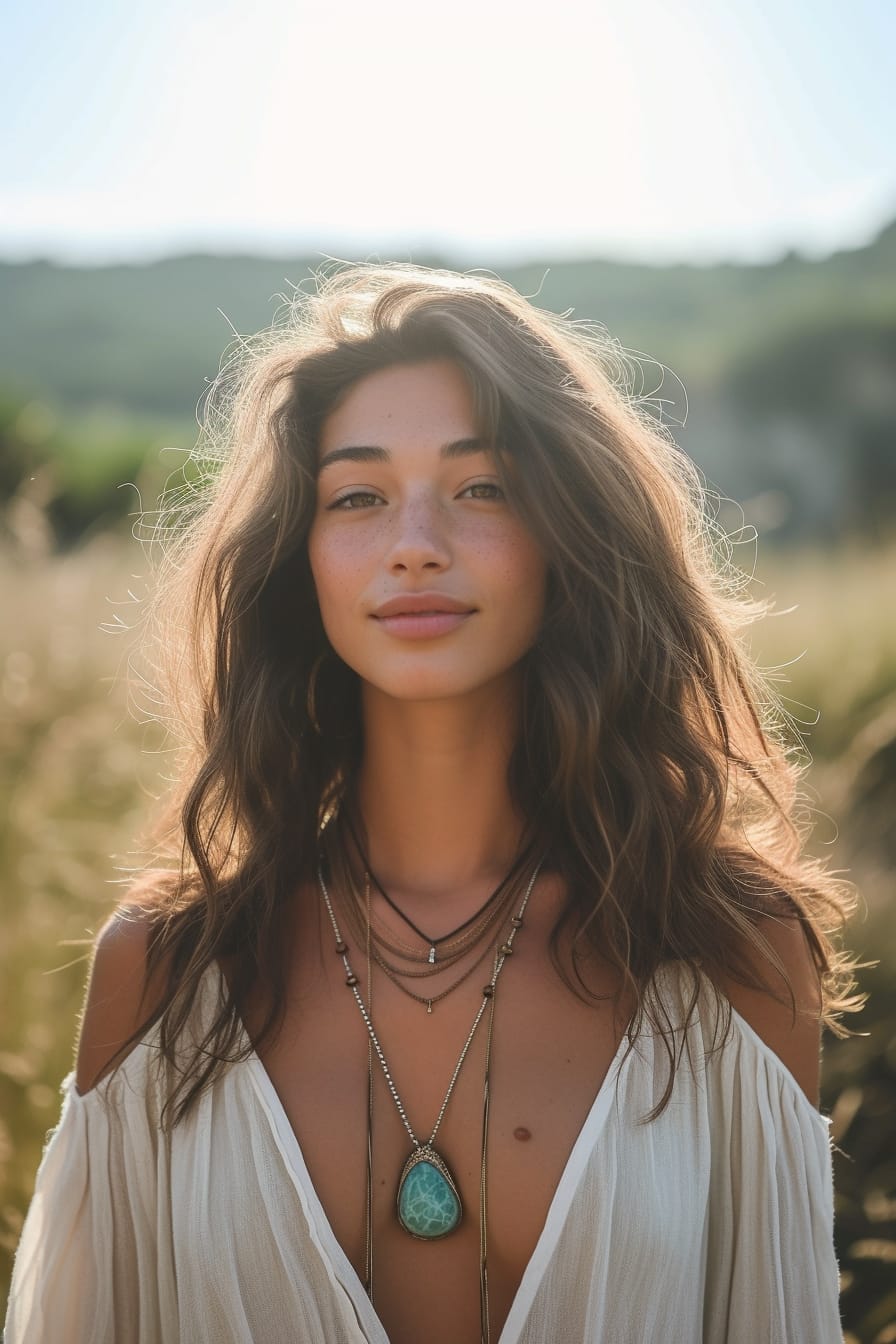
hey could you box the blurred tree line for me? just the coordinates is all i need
[1,219,895,547]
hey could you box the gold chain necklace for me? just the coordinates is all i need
[369,927,502,1013]
[350,879,520,968]
[338,874,522,1011]
[343,811,534,964]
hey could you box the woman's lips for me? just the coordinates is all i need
[372,610,474,639]
[371,593,476,639]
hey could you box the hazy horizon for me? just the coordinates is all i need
[4,0,894,270]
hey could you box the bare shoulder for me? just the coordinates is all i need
[74,902,169,1095]
[714,912,823,1108]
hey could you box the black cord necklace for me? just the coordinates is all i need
[343,809,535,964]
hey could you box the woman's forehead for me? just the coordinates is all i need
[318,359,481,462]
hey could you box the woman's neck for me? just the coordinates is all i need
[354,674,527,900]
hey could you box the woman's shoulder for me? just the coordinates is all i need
[699,908,823,1108]
[74,885,173,1096]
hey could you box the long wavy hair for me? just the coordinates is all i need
[112,262,863,1128]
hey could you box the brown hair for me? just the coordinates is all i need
[114,262,863,1127]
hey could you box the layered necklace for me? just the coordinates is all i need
[340,813,537,1012]
[317,849,543,1344]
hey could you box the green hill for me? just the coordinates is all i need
[2,225,895,543]
[2,225,893,416]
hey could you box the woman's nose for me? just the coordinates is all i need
[385,493,452,574]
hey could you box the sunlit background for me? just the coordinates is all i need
[4,0,895,264]
[2,1,895,1335]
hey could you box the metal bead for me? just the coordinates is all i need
[482,984,495,998]
[510,916,523,928]
[500,943,514,956]
[346,973,359,987]
[335,940,347,954]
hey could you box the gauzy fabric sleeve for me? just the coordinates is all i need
[3,962,380,1344]
[4,1056,173,1344]
[701,1004,844,1344]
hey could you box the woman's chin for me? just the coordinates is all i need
[359,663,522,707]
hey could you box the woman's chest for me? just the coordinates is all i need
[235,938,639,1344]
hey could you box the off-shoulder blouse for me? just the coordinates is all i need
[4,959,843,1342]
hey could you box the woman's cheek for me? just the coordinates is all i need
[308,523,373,653]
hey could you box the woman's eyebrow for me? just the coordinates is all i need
[317,437,487,472]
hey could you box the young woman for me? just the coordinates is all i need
[6,263,860,1343]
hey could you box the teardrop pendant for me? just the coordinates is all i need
[396,1145,462,1239]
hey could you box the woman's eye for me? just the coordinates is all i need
[330,491,381,510]
[461,482,505,501]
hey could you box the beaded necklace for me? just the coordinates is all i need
[317,857,541,1247]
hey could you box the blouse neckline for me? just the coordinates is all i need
[228,958,644,1344]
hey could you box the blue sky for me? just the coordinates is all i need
[3,0,894,264]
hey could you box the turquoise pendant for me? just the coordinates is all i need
[396,1145,462,1239]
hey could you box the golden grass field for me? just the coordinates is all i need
[2,531,895,1337]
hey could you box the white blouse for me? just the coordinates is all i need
[5,959,844,1343]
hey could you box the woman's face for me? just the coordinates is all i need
[307,358,547,703]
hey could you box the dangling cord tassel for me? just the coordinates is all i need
[479,956,498,1344]
[365,875,375,1304]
